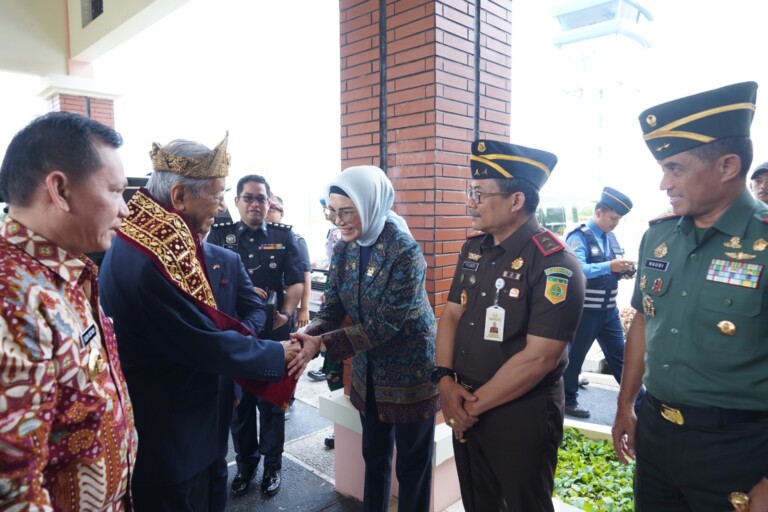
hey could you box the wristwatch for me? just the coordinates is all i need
[430,366,456,384]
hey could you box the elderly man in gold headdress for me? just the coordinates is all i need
[99,136,300,511]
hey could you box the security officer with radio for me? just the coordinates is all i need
[612,81,768,512]
[434,140,585,511]
[207,174,304,498]
[563,187,640,419]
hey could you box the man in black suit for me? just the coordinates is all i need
[203,240,266,512]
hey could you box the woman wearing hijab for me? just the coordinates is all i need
[290,165,439,512]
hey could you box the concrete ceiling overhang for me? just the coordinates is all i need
[0,0,190,77]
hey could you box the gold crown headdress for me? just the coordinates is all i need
[149,133,230,178]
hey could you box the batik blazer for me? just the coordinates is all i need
[305,222,439,423]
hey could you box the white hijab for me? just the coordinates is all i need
[325,165,412,247]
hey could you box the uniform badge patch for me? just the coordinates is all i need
[754,238,767,251]
[225,234,237,244]
[511,257,524,270]
[724,251,756,261]
[723,237,742,249]
[467,252,482,261]
[654,243,668,258]
[544,267,574,278]
[544,276,568,304]
[642,295,655,317]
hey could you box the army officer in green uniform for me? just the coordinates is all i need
[434,140,585,512]
[612,81,768,512]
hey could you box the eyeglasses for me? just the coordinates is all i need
[324,207,358,223]
[237,194,269,205]
[466,187,510,204]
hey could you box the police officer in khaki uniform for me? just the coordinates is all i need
[434,140,585,512]
[612,81,768,512]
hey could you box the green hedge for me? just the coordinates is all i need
[555,428,635,512]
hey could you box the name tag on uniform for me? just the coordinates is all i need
[644,258,669,271]
[81,324,97,346]
[462,261,479,271]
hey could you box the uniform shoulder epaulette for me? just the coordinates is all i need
[755,210,768,223]
[648,212,681,225]
[532,230,564,256]
[211,221,234,229]
[268,221,293,230]
[467,230,485,238]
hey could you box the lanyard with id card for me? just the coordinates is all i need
[484,278,505,341]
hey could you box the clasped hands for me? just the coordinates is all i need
[282,331,323,379]
[438,379,480,441]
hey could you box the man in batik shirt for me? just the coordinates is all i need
[0,112,137,510]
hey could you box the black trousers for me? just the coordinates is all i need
[359,391,435,512]
[635,396,768,512]
[231,388,285,472]
[453,380,564,512]
[133,460,215,512]
[231,325,289,473]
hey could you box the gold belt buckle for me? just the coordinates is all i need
[660,404,684,425]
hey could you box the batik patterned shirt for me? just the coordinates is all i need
[0,217,137,511]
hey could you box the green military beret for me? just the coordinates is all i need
[470,140,558,190]
[639,81,757,160]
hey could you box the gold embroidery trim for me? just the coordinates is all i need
[120,190,216,308]
[643,102,756,142]
[470,154,552,177]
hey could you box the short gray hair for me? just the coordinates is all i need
[145,139,217,204]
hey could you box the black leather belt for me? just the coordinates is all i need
[645,393,768,428]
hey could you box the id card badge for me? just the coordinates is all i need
[484,305,505,341]
[484,278,506,341]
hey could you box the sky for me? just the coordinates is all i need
[2,0,768,261]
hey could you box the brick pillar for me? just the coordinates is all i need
[340,0,512,316]
[48,94,116,128]
[39,75,119,128]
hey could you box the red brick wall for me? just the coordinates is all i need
[49,94,115,128]
[340,0,512,316]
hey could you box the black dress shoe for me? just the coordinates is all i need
[261,469,281,496]
[324,433,335,449]
[231,468,256,497]
[565,403,591,419]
